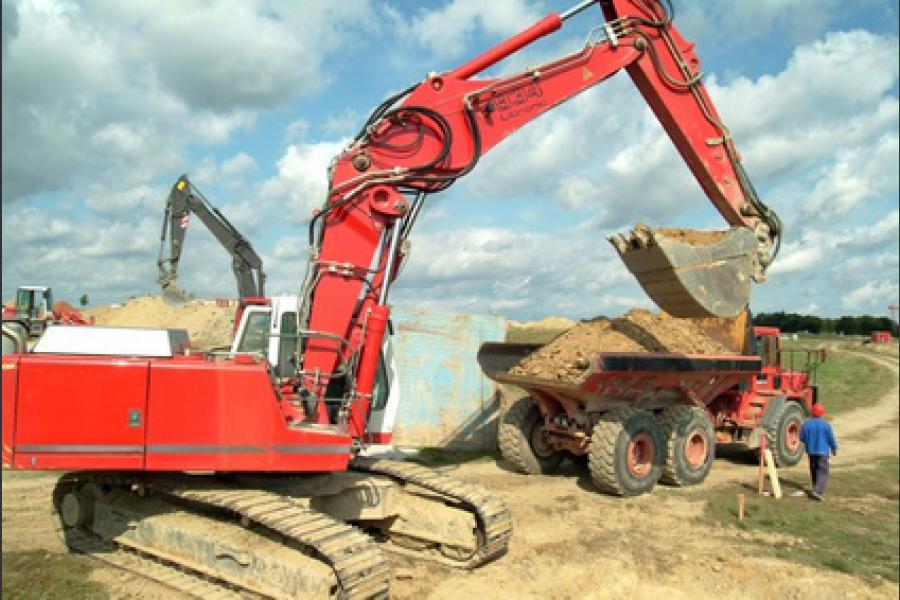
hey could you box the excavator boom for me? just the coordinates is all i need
[157,175,266,303]
[297,0,782,430]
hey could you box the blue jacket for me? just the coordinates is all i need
[800,417,838,456]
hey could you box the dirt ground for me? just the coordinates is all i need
[4,296,897,600]
[3,349,896,599]
[510,309,736,381]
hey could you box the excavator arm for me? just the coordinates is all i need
[157,175,266,303]
[291,0,781,434]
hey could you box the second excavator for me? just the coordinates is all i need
[157,175,266,304]
[3,1,782,597]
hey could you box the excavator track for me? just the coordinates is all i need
[350,458,512,568]
[58,527,252,600]
[54,473,391,600]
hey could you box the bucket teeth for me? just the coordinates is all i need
[609,224,758,318]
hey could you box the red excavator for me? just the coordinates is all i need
[2,1,781,597]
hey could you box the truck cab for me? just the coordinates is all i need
[752,326,821,398]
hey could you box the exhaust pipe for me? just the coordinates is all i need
[610,224,758,318]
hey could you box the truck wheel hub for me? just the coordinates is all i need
[627,434,654,478]
[684,429,708,468]
[785,420,801,452]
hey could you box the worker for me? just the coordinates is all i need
[799,404,838,501]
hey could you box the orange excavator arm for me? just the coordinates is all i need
[292,0,781,433]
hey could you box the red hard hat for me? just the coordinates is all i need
[812,404,825,417]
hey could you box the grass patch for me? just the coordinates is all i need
[2,551,106,599]
[810,350,896,415]
[702,456,899,584]
[409,447,498,466]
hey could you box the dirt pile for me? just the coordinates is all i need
[509,309,738,382]
[509,316,576,330]
[85,296,235,351]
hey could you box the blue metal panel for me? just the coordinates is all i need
[391,308,508,449]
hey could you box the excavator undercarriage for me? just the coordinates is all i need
[54,460,512,599]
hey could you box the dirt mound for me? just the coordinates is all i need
[509,309,737,382]
[86,296,234,351]
[511,316,576,331]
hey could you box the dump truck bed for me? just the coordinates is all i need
[478,342,761,408]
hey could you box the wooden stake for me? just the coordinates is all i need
[763,448,782,499]
[758,434,767,494]
[737,493,746,521]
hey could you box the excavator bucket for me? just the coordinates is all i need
[609,225,758,318]
[160,281,190,305]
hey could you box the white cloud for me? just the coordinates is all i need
[1,0,373,202]
[391,226,646,318]
[258,140,348,224]
[396,0,543,60]
[842,280,900,310]
[221,152,258,178]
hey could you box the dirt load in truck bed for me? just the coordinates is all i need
[509,309,738,382]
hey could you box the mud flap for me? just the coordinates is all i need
[610,225,758,318]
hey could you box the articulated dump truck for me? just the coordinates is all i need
[480,323,825,496]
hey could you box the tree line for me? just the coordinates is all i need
[753,311,899,336]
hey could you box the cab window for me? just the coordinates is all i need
[755,334,779,368]
[237,312,271,355]
[371,358,389,411]
[276,311,298,377]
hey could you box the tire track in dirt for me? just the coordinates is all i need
[830,350,899,462]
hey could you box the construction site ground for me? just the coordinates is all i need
[2,311,898,598]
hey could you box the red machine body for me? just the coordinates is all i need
[2,353,351,472]
[870,330,893,344]
[3,0,780,475]
[709,326,821,445]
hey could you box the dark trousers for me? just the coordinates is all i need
[808,454,830,496]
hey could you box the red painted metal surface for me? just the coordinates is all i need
[871,331,892,344]
[13,354,149,470]
[3,353,350,473]
[2,356,19,465]
[145,358,351,472]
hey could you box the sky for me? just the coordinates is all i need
[2,0,899,321]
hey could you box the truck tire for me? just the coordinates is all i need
[588,408,664,496]
[771,401,805,467]
[658,406,715,486]
[498,397,564,474]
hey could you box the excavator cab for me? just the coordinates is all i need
[610,225,759,318]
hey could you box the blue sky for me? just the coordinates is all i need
[2,0,898,321]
